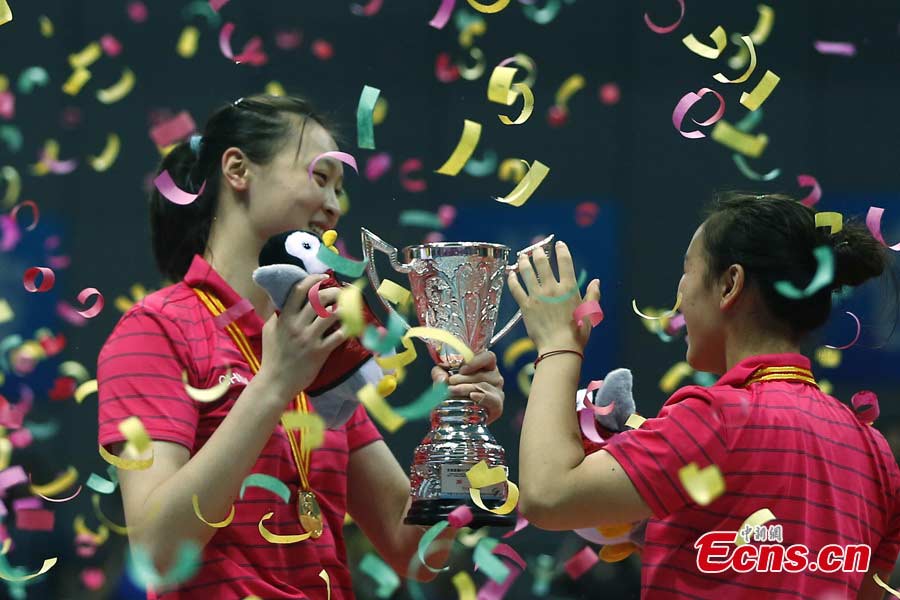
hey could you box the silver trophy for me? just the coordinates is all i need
[361,228,555,527]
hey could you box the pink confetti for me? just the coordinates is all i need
[575,201,600,227]
[214,298,254,329]
[74,287,104,319]
[219,23,267,65]
[644,0,685,34]
[209,0,230,11]
[351,0,384,16]
[437,204,457,227]
[866,206,900,251]
[57,301,88,327]
[599,82,621,106]
[564,546,599,579]
[797,174,821,208]
[0,215,21,252]
[275,29,303,50]
[666,313,686,334]
[23,267,55,292]
[573,300,604,327]
[308,151,358,182]
[81,568,106,591]
[364,153,392,181]
[672,88,725,139]
[501,513,529,538]
[825,311,861,350]
[852,390,879,424]
[10,200,39,231]
[579,408,606,443]
[814,41,857,57]
[154,171,206,206]
[149,111,196,148]
[100,34,122,57]
[477,544,526,600]
[0,467,27,496]
[13,498,42,512]
[16,509,55,531]
[126,1,148,23]
[308,280,333,318]
[0,91,14,120]
[311,39,334,60]
[448,505,473,528]
[48,254,71,270]
[9,428,32,448]
[429,0,456,29]
[399,158,427,192]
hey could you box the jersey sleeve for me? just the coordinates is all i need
[97,307,199,453]
[603,391,729,518]
[345,403,383,453]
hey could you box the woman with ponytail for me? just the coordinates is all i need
[96,95,505,599]
[511,192,900,599]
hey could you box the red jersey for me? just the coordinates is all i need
[604,353,900,599]
[97,255,382,599]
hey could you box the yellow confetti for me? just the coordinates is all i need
[372,97,388,125]
[74,515,110,545]
[29,466,78,497]
[466,0,509,13]
[814,346,842,368]
[714,35,757,83]
[458,19,486,49]
[467,461,519,515]
[98,416,153,470]
[60,360,90,382]
[69,42,102,69]
[874,574,900,599]
[319,569,332,600]
[281,411,325,452]
[0,75,6,92]
[265,81,285,97]
[599,543,636,562]
[0,299,13,324]
[710,120,768,158]
[38,15,53,37]
[62,68,92,96]
[624,413,646,429]
[749,4,775,45]
[91,493,130,535]
[0,438,11,471]
[406,327,475,363]
[376,279,411,308]
[458,47,486,81]
[733,508,776,546]
[488,66,518,105]
[632,292,683,321]
[97,68,135,104]
[682,26,728,59]
[436,120,482,176]
[739,70,780,111]
[375,336,417,370]
[337,282,366,336]
[814,211,843,235]
[258,511,313,544]
[88,133,121,172]
[499,83,534,125]
[182,369,230,402]
[678,462,725,506]
[0,1,11,27]
[75,378,98,405]
[358,384,406,433]
[191,494,236,528]
[177,25,200,58]
[819,379,833,395]
[516,362,535,396]
[0,539,10,555]
[659,361,693,393]
[498,157,527,183]
[554,74,585,109]
[495,159,548,207]
[452,571,477,600]
[0,557,57,582]
[502,337,535,368]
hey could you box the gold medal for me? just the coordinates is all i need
[298,490,323,539]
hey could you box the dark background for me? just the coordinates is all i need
[2,0,900,598]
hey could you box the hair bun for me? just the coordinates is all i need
[831,223,888,289]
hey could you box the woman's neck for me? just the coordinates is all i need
[724,329,800,372]
[203,221,275,321]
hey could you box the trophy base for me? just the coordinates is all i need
[404,498,517,528]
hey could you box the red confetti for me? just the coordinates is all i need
[23,267,55,292]
[75,287,104,319]
[100,34,123,57]
[81,568,106,591]
[275,29,303,50]
[547,105,568,127]
[127,1,148,23]
[149,111,196,148]
[564,546,599,579]
[311,39,334,60]
[599,82,621,105]
[575,201,600,227]
[16,509,55,531]
[48,376,77,401]
[435,52,460,83]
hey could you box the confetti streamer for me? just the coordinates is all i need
[364,153,392,181]
[494,160,549,207]
[463,149,498,177]
[88,133,121,172]
[473,537,510,583]
[209,0,229,11]
[797,174,822,207]
[375,336,417,370]
[9,200,38,231]
[281,411,325,452]
[466,0,509,13]
[85,468,117,495]
[0,126,23,153]
[23,267,55,292]
[406,327,475,363]
[128,542,201,589]
[488,66,518,105]
[554,74,585,112]
[358,384,406,433]
[732,154,780,181]
[96,68,135,104]
[308,151,359,181]
[643,0,684,34]
[75,287,104,318]
[467,461,519,515]
[825,311,861,351]
[97,416,153,470]
[336,280,366,336]
[192,494,235,528]
[0,1,11,27]
[714,36,757,83]
[436,120,481,175]
[660,361,694,393]
[448,505,474,528]
[866,207,900,251]
[16,67,49,94]
[240,473,291,503]
[814,41,856,57]
[100,34,122,57]
[499,83,534,125]
[29,465,78,497]
[711,120,768,158]
[815,211,843,235]
[62,68,92,96]
[350,0,384,17]
[182,369,231,402]
[399,158,427,192]
[733,508,776,546]
[359,553,400,598]
[748,4,774,44]
[632,292,682,320]
[852,390,879,424]
[671,87,725,139]
[452,571,477,600]
[682,26,728,59]
[416,521,451,573]
[376,279,411,308]
[258,511,313,543]
[69,42,102,69]
[315,243,367,278]
[739,70,780,111]
[564,546,599,579]
[523,0,564,24]
[394,382,448,421]
[678,462,725,505]
[399,210,444,229]
[217,22,266,65]
[428,0,455,29]
[356,85,380,149]
[574,300,604,328]
[0,557,57,582]
[154,171,206,206]
[149,111,196,148]
[774,246,834,299]
[74,379,98,404]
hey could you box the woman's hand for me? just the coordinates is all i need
[507,241,601,354]
[431,351,505,425]
[258,274,348,403]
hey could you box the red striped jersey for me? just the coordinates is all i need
[97,255,382,599]
[603,353,900,599]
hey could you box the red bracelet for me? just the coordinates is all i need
[534,349,584,367]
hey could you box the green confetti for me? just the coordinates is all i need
[523,0,562,24]
[0,126,23,153]
[359,553,401,598]
[416,520,451,573]
[362,312,406,355]
[399,210,444,230]
[395,382,449,421]
[24,420,59,440]
[774,246,834,299]
[464,149,498,177]
[181,0,222,27]
[86,465,119,495]
[356,85,380,150]
[732,154,780,181]
[315,243,368,278]
[240,473,291,504]
[474,537,510,583]
[128,541,201,590]
[17,67,49,95]
[734,107,764,132]
[536,268,587,303]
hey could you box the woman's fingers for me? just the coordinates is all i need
[459,351,497,375]
[555,241,577,288]
[431,365,451,383]
[531,246,556,287]
[507,270,528,306]
[517,253,541,294]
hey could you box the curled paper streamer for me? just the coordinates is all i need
[499,83,534,125]
[91,493,130,535]
[23,267,55,292]
[399,158,427,192]
[469,476,519,515]
[711,120,768,158]
[308,151,359,182]
[502,338,535,368]
[149,111,196,148]
[774,246,833,299]
[495,160,549,207]
[360,553,400,598]
[740,70,780,111]
[466,0,509,13]
[815,211,843,234]
[852,390,880,424]
[0,557,57,582]
[682,26,728,59]
[574,300,604,328]
[86,469,117,495]
[644,0,684,34]
[88,133,121,172]
[281,411,325,452]
[825,311,861,351]
[29,465,78,497]
[376,279,411,308]
[356,85,380,150]
[98,416,153,470]
[75,287,104,318]
[417,521,452,573]
[308,280,332,318]
[362,314,405,355]
[632,292,682,320]
[579,407,605,444]
[376,336,417,370]
[464,149,498,177]
[192,494,235,528]
[473,538,511,583]
[240,473,291,503]
[75,379,98,404]
[218,22,265,65]
[734,508,776,546]
[564,546,599,579]
[733,155,780,181]
[714,36,757,83]
[428,0,455,29]
[213,298,253,329]
[394,382,449,421]
[315,244,367,278]
[866,207,900,251]
[554,74,585,112]
[16,67,49,94]
[97,68,135,104]
[406,327,475,363]
[351,0,384,16]
[10,200,38,231]
[678,462,725,506]
[258,511,313,543]
[154,171,206,206]
[672,87,725,139]
[488,66,518,105]
[660,361,693,393]
[128,541,201,589]
[797,174,822,207]
[436,120,481,175]
[358,384,406,432]
[399,210,443,229]
[452,572,477,600]
[0,1,10,27]
[100,34,122,57]
[336,281,366,336]
[497,53,537,89]
[182,369,231,402]
[749,4,775,44]
[448,505,474,528]
[814,41,856,57]
[1,165,21,207]
[364,153,392,181]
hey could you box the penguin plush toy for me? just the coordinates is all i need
[252,230,385,429]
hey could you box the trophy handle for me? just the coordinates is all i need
[360,227,413,331]
[488,233,556,348]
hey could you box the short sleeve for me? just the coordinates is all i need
[603,394,728,518]
[345,403,382,453]
[873,507,900,572]
[97,308,199,453]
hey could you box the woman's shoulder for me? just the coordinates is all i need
[102,281,205,350]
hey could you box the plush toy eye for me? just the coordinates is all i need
[302,242,312,250]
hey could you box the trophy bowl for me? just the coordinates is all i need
[361,228,554,527]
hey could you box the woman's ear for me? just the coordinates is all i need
[720,264,745,310]
[221,147,250,192]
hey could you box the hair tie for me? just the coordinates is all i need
[189,134,203,156]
